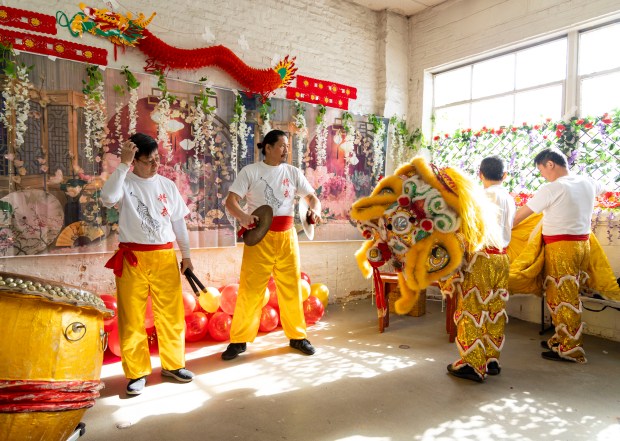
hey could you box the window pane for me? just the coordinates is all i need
[471,95,514,129]
[472,54,515,99]
[579,23,620,75]
[433,103,470,135]
[580,72,620,115]
[515,85,563,124]
[516,39,567,88]
[434,66,471,106]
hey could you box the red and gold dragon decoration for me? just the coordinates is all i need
[57,3,297,98]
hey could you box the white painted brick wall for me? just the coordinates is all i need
[13,0,382,114]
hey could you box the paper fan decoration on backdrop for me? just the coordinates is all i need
[56,221,105,247]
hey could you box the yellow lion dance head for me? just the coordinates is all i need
[350,157,502,314]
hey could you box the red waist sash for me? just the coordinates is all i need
[105,242,173,277]
[484,247,507,254]
[542,234,589,245]
[270,216,294,232]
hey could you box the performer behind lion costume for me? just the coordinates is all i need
[350,157,506,381]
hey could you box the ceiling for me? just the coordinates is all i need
[344,0,450,17]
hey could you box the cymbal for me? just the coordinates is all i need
[242,205,273,246]
[298,197,315,240]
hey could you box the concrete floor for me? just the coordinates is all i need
[82,300,620,441]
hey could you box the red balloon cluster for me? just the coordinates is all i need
[103,272,327,359]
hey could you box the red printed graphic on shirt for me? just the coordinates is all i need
[158,193,168,204]
[161,207,169,217]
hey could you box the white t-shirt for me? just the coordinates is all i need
[228,161,314,216]
[526,175,603,235]
[101,163,190,244]
[485,184,515,248]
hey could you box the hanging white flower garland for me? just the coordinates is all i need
[229,92,251,173]
[388,116,406,167]
[340,112,358,177]
[83,66,107,163]
[190,80,216,172]
[0,62,31,152]
[314,105,328,167]
[120,67,140,137]
[369,114,386,178]
[127,87,139,136]
[154,71,174,162]
[293,99,308,169]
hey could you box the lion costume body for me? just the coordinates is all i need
[350,157,508,379]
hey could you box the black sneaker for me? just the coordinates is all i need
[289,338,315,355]
[447,363,484,382]
[486,361,501,376]
[161,368,194,383]
[541,350,572,362]
[540,340,559,350]
[126,376,146,395]
[221,343,247,360]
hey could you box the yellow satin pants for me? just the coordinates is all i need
[543,240,589,363]
[230,228,307,343]
[453,253,509,378]
[115,249,186,379]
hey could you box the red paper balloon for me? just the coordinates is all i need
[208,311,232,342]
[303,295,325,324]
[100,294,118,333]
[182,291,197,317]
[259,305,279,333]
[107,324,122,357]
[185,311,209,342]
[220,284,239,315]
[300,271,311,285]
[145,296,154,329]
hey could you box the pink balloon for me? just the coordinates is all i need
[182,291,197,317]
[259,305,279,333]
[100,294,118,333]
[208,311,232,342]
[145,296,154,329]
[303,295,325,324]
[185,311,209,342]
[220,284,239,315]
[300,272,311,285]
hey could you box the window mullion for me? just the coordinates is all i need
[565,30,579,118]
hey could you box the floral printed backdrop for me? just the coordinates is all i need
[0,52,385,256]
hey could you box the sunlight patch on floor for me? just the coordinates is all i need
[414,392,619,441]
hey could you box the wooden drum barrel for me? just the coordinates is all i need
[0,272,113,441]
